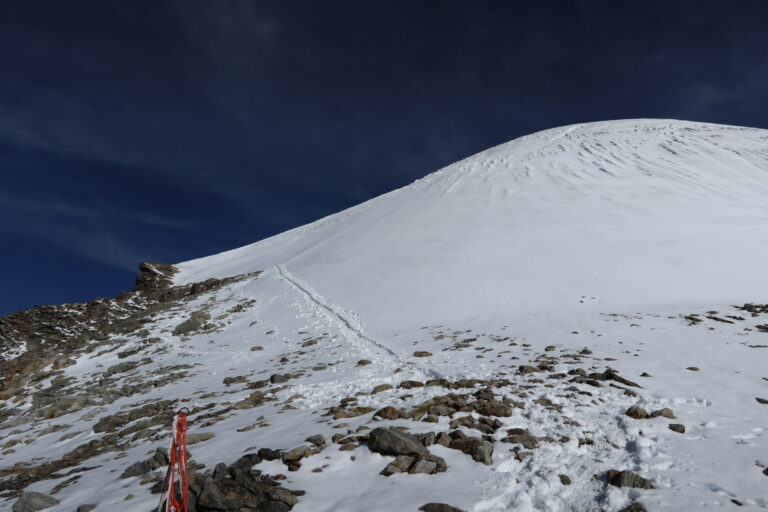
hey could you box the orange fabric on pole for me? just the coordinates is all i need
[158,409,190,512]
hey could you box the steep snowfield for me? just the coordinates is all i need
[2,119,768,512]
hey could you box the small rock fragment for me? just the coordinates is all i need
[668,424,685,433]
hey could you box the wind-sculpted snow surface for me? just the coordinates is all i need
[1,120,768,511]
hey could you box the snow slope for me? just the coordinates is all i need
[2,119,768,512]
[176,119,768,335]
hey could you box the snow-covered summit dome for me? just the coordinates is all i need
[176,119,768,335]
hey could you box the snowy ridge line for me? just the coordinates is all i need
[274,265,443,379]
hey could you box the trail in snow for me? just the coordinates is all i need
[274,265,443,379]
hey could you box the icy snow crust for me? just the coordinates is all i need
[3,119,768,511]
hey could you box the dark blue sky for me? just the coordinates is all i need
[2,0,768,315]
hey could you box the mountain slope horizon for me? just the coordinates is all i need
[1,118,767,512]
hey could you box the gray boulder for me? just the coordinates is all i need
[12,492,60,512]
[368,427,427,457]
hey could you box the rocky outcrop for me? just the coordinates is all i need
[133,261,178,294]
[187,454,301,511]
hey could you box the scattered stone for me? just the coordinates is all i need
[399,380,425,389]
[413,351,433,357]
[368,427,427,457]
[374,406,400,420]
[558,474,571,485]
[668,424,685,433]
[450,436,493,465]
[236,391,268,410]
[371,384,393,394]
[607,470,655,489]
[223,376,248,386]
[12,492,60,512]
[356,359,372,366]
[329,406,375,419]
[76,506,96,512]
[270,374,289,384]
[625,407,649,419]
[501,428,539,449]
[418,504,465,512]
[518,365,543,374]
[756,397,768,405]
[305,435,325,446]
[120,448,169,478]
[686,366,700,371]
[650,407,675,419]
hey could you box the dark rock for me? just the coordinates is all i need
[607,470,655,489]
[419,504,465,512]
[501,429,539,449]
[367,427,427,457]
[558,474,571,485]
[270,374,289,384]
[617,504,647,512]
[625,407,649,419]
[380,455,416,476]
[450,436,493,465]
[120,448,169,478]
[518,365,543,374]
[305,435,325,446]
[76,506,96,512]
[756,397,768,405]
[668,423,686,433]
[374,406,400,420]
[12,492,60,512]
[413,351,433,357]
[356,359,372,366]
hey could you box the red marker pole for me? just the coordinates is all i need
[157,408,190,512]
